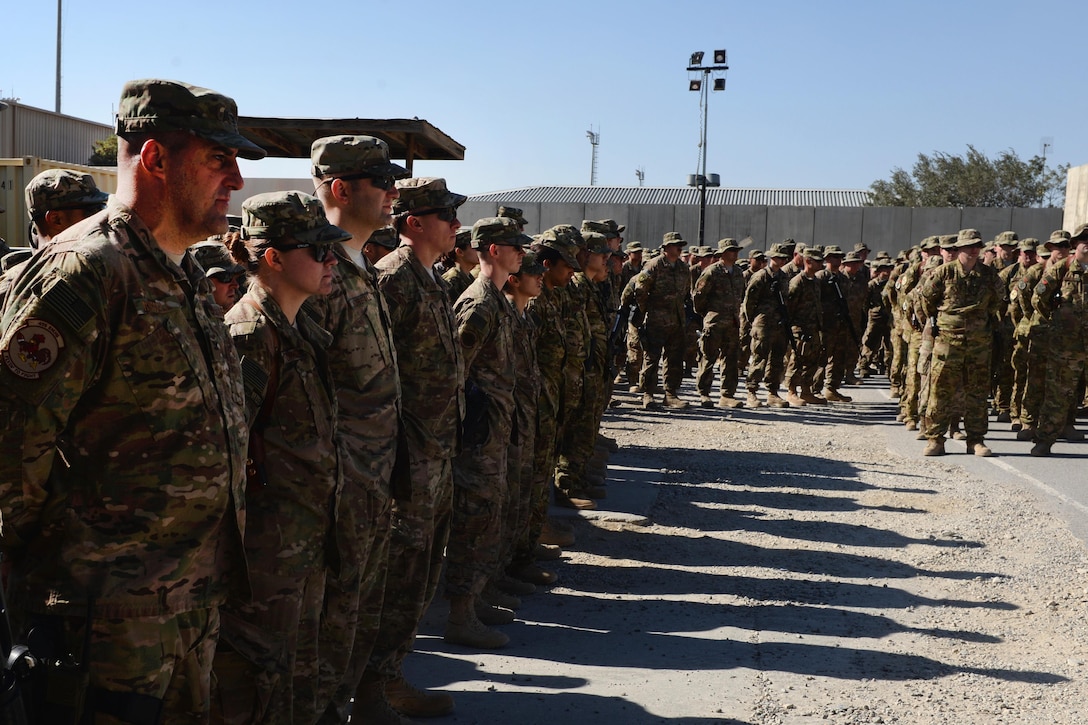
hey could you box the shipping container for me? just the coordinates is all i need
[0,157,117,248]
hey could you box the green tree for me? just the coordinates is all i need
[868,145,1065,208]
[88,135,117,166]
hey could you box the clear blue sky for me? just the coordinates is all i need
[4,0,1084,196]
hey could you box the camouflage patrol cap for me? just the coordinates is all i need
[310,135,409,180]
[662,231,685,247]
[822,245,845,257]
[954,229,984,248]
[874,251,892,260]
[115,78,266,160]
[873,258,894,270]
[1071,223,1088,242]
[853,242,871,253]
[471,216,532,250]
[581,219,624,238]
[748,248,764,259]
[1046,229,1072,248]
[939,234,958,249]
[242,190,351,246]
[191,239,245,276]
[454,227,472,249]
[516,249,545,276]
[843,251,863,263]
[694,246,713,258]
[920,236,941,251]
[1018,238,1038,252]
[24,169,109,216]
[779,238,796,254]
[581,231,611,255]
[534,230,582,271]
[625,241,643,253]
[717,238,741,253]
[366,225,400,250]
[801,247,824,262]
[1038,246,1052,259]
[993,230,1019,246]
[768,243,791,259]
[498,205,528,227]
[392,177,467,215]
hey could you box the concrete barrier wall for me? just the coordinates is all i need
[254,180,1065,254]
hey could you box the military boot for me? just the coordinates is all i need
[786,390,806,407]
[641,392,659,410]
[353,679,420,725]
[968,439,993,457]
[822,388,852,402]
[474,600,515,626]
[923,437,945,456]
[799,385,827,405]
[444,617,509,649]
[481,584,521,610]
[1061,424,1085,442]
[1030,441,1052,457]
[699,393,714,408]
[765,389,789,408]
[664,391,689,409]
[1015,426,1035,441]
[718,394,743,408]
[747,389,764,408]
[540,518,575,547]
[627,363,641,393]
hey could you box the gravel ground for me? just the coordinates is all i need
[405,378,1088,725]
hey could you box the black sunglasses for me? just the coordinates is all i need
[272,242,333,263]
[412,207,458,222]
[209,271,242,284]
[322,172,397,191]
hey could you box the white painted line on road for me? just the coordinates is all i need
[985,457,1088,517]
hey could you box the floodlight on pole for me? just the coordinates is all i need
[685,48,729,247]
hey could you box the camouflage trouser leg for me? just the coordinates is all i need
[523,395,560,560]
[1009,334,1029,421]
[560,360,606,477]
[992,325,1015,413]
[1019,332,1051,430]
[822,329,849,390]
[1035,348,1087,445]
[924,335,990,440]
[504,415,536,569]
[747,323,787,391]
[317,489,392,724]
[685,319,700,371]
[784,335,822,391]
[901,330,922,422]
[916,325,935,423]
[627,324,644,385]
[445,485,503,599]
[860,318,889,371]
[889,323,908,390]
[697,323,739,396]
[368,455,453,679]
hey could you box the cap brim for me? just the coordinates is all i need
[205,130,267,160]
[295,222,353,246]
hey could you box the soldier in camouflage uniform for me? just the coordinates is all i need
[212,191,346,725]
[893,239,941,427]
[192,238,246,311]
[917,229,1004,457]
[0,78,263,723]
[1029,225,1088,455]
[24,168,109,248]
[783,247,826,406]
[441,227,478,303]
[692,238,746,407]
[859,258,894,376]
[1003,238,1039,428]
[444,217,527,650]
[633,231,692,408]
[815,246,856,402]
[498,205,528,231]
[1015,232,1071,441]
[302,137,432,723]
[841,251,869,383]
[363,225,400,266]
[368,177,467,720]
[742,242,793,407]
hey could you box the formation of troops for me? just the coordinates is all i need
[1,77,1086,725]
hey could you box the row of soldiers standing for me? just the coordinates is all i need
[885,226,1088,457]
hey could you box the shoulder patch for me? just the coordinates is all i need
[239,355,269,408]
[41,277,95,334]
[2,318,65,380]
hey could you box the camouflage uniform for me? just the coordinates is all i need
[783,251,824,401]
[217,280,341,725]
[814,249,856,397]
[743,247,792,403]
[1031,248,1088,449]
[918,231,1004,448]
[633,232,692,400]
[372,238,465,677]
[526,237,574,523]
[447,271,519,601]
[692,249,746,402]
[0,198,248,720]
[442,266,475,304]
[1003,240,1039,424]
[1015,248,1062,434]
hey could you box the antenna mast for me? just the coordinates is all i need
[586,127,600,186]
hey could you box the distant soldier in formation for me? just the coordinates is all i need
[634,231,693,409]
[692,237,746,408]
[742,242,793,408]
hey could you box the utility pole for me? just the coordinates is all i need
[635,167,645,187]
[587,127,600,186]
[55,0,62,113]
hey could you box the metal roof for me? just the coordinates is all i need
[468,185,872,207]
[238,116,464,170]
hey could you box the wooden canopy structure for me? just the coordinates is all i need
[238,117,465,171]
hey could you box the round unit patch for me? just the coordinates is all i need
[2,318,65,380]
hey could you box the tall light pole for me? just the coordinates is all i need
[587,127,600,186]
[55,0,62,113]
[686,49,728,246]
